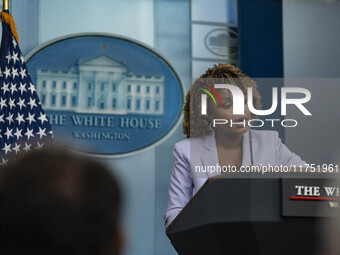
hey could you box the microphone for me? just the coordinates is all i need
[249,128,254,166]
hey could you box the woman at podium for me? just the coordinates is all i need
[164,64,306,228]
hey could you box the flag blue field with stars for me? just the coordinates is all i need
[0,12,53,164]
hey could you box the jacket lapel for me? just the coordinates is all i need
[200,131,220,178]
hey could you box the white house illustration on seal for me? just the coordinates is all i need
[36,54,165,115]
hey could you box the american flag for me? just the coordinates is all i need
[0,12,53,164]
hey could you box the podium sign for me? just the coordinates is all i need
[282,178,340,217]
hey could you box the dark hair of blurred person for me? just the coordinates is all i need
[0,147,122,255]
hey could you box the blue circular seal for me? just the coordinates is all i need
[26,33,184,157]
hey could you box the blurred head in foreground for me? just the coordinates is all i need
[0,147,122,255]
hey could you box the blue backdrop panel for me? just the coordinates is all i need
[238,0,284,139]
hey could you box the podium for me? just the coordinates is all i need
[166,173,339,255]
